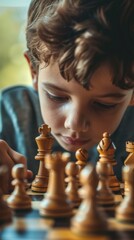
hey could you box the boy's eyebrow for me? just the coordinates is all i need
[42,83,70,92]
[43,83,126,98]
[98,93,126,98]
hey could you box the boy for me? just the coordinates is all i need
[0,0,134,186]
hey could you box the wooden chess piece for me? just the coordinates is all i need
[0,166,12,226]
[116,165,134,223]
[7,164,31,210]
[75,148,88,171]
[75,148,88,188]
[97,132,120,193]
[40,152,73,217]
[96,161,115,216]
[124,141,134,195]
[31,124,54,193]
[65,162,81,208]
[71,163,107,235]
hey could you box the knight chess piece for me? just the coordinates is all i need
[31,124,54,193]
[97,132,120,192]
[40,152,73,217]
[7,164,31,210]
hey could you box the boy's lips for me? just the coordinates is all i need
[61,136,90,146]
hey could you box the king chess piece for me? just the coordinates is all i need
[0,166,12,226]
[97,132,120,193]
[31,124,54,193]
[124,141,134,195]
[40,152,73,217]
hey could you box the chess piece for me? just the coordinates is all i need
[7,164,31,210]
[75,148,88,188]
[71,163,107,235]
[97,132,120,192]
[65,162,81,208]
[124,141,134,195]
[40,152,73,217]
[0,166,12,226]
[31,124,54,193]
[96,161,115,215]
[116,165,134,223]
[75,148,88,171]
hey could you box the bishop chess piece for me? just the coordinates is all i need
[65,162,81,208]
[96,161,115,216]
[124,141,134,195]
[7,164,31,210]
[40,152,73,217]
[31,124,54,193]
[97,132,120,193]
[116,165,134,223]
[71,164,107,235]
[0,166,12,226]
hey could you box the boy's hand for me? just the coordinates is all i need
[0,140,33,192]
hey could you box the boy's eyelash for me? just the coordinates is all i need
[94,102,117,109]
[46,92,69,102]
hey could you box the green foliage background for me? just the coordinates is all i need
[0,7,31,90]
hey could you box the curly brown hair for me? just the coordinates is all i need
[26,0,134,90]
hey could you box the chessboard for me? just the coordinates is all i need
[1,189,134,240]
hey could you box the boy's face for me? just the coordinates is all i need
[38,62,133,152]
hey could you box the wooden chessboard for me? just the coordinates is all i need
[1,188,134,240]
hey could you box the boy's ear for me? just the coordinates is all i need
[24,51,38,91]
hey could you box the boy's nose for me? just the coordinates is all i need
[64,110,89,133]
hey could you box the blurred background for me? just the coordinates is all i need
[0,0,31,89]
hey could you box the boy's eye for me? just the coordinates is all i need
[46,92,69,102]
[94,101,117,109]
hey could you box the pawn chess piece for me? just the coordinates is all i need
[96,161,115,216]
[31,124,54,193]
[124,141,134,195]
[97,132,120,192]
[71,164,107,235]
[75,148,88,171]
[0,166,12,226]
[75,148,88,188]
[116,165,134,223]
[7,164,31,210]
[40,152,73,217]
[65,162,81,208]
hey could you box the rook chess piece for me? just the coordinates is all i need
[31,124,54,193]
[97,132,120,192]
[7,164,31,210]
[40,152,73,217]
[116,165,134,223]
[0,166,12,226]
[71,163,107,235]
